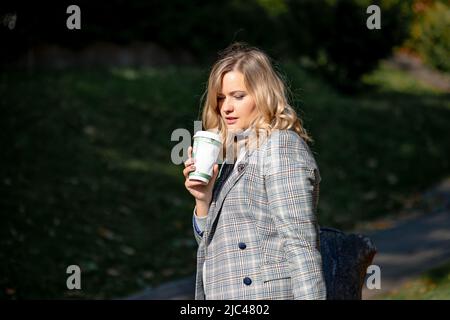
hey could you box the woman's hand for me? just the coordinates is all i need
[183,146,219,207]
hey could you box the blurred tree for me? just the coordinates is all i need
[281,0,414,91]
[1,0,415,90]
[405,0,450,72]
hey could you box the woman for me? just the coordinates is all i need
[182,42,326,300]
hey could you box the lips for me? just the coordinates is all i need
[225,117,238,124]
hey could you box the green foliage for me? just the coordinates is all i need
[255,0,288,16]
[407,1,450,72]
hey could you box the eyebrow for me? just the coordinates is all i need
[217,90,246,95]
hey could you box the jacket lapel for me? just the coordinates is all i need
[205,129,268,244]
[205,150,253,243]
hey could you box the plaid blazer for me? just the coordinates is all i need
[192,129,326,300]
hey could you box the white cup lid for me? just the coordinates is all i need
[193,130,222,144]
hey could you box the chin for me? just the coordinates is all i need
[227,126,242,133]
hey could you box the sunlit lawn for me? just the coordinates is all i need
[1,61,449,298]
[380,261,450,300]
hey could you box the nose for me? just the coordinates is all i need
[221,97,234,113]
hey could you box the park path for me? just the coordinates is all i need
[126,176,450,300]
[361,176,450,299]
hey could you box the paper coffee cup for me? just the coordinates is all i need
[189,131,222,184]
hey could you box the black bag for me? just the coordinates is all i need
[320,227,377,300]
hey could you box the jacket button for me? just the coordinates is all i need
[237,163,246,173]
[238,242,246,250]
[243,277,252,286]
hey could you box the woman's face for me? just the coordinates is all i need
[217,71,258,132]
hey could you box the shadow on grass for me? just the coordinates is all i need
[426,261,450,284]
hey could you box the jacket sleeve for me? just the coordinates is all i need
[192,206,208,245]
[264,132,326,300]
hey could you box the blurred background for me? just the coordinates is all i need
[1,0,449,299]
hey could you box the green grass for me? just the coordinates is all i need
[380,262,450,300]
[1,62,449,299]
[361,61,445,95]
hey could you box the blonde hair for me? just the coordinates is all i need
[200,42,313,160]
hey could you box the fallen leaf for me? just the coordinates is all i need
[120,245,136,256]
[142,271,154,280]
[5,288,16,295]
[162,269,175,277]
[97,227,115,240]
[106,268,120,277]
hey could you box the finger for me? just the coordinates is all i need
[184,158,194,167]
[184,147,195,167]
[183,165,196,178]
[186,179,207,188]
